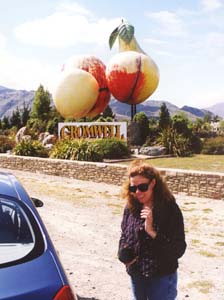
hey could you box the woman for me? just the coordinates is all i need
[118,160,186,300]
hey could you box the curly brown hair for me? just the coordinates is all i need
[121,160,175,213]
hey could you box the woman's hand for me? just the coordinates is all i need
[140,207,157,239]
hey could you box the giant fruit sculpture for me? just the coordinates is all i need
[106,20,159,105]
[53,55,110,119]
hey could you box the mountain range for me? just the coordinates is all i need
[0,85,223,120]
[0,86,35,118]
[109,99,223,120]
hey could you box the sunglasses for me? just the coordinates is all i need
[128,183,150,193]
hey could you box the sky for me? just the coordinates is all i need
[0,0,224,109]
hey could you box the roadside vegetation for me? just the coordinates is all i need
[0,84,224,165]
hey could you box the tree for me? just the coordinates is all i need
[159,103,171,130]
[218,120,224,135]
[144,118,159,146]
[21,102,31,126]
[102,105,115,119]
[133,112,149,145]
[172,113,191,137]
[46,107,64,135]
[90,105,115,122]
[212,115,220,122]
[157,113,202,156]
[192,118,204,134]
[10,107,21,129]
[203,112,212,123]
[158,127,192,157]
[28,85,52,134]
[2,116,10,130]
[30,84,51,121]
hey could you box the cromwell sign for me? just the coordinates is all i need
[58,122,127,140]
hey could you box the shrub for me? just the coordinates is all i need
[13,140,48,157]
[50,138,129,161]
[94,138,130,159]
[0,135,16,153]
[190,135,203,154]
[202,137,224,154]
[50,139,103,162]
[26,118,47,138]
[157,128,192,157]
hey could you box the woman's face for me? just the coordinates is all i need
[129,175,155,206]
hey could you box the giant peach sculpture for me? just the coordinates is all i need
[53,68,99,119]
[106,20,159,105]
[54,55,110,119]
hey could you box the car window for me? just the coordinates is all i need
[0,197,35,264]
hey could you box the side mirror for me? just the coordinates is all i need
[31,197,44,207]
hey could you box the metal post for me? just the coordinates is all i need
[131,104,137,120]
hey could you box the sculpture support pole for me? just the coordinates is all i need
[131,104,137,120]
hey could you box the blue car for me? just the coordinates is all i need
[0,171,77,300]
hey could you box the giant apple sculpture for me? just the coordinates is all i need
[106,20,159,105]
[53,55,110,119]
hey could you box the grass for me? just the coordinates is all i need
[202,208,213,213]
[199,250,216,257]
[215,242,224,246]
[188,280,214,294]
[146,154,224,172]
[107,202,124,215]
[121,154,224,173]
[191,239,200,246]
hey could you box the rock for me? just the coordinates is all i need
[139,146,167,156]
[42,134,57,146]
[38,132,50,143]
[15,126,27,143]
[22,135,32,142]
[44,144,54,150]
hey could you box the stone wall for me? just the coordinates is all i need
[0,154,223,200]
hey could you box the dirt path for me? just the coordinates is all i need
[1,168,224,300]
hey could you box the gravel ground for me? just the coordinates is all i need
[1,168,224,300]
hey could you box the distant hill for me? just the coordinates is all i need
[110,99,215,120]
[180,105,215,118]
[204,102,224,118]
[0,85,221,120]
[0,85,35,118]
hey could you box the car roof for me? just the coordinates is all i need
[0,172,30,203]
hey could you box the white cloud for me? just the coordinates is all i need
[200,0,223,11]
[0,51,57,91]
[206,32,224,65]
[145,10,187,37]
[218,56,224,64]
[1,2,121,92]
[191,31,224,62]
[189,89,224,108]
[14,3,119,48]
[0,32,7,50]
[144,38,167,45]
[205,32,224,52]
[55,2,93,16]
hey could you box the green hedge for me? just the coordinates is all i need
[0,135,16,153]
[50,138,129,161]
[94,138,130,159]
[50,139,103,162]
[202,137,224,154]
[13,140,48,157]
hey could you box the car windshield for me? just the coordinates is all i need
[0,197,35,264]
